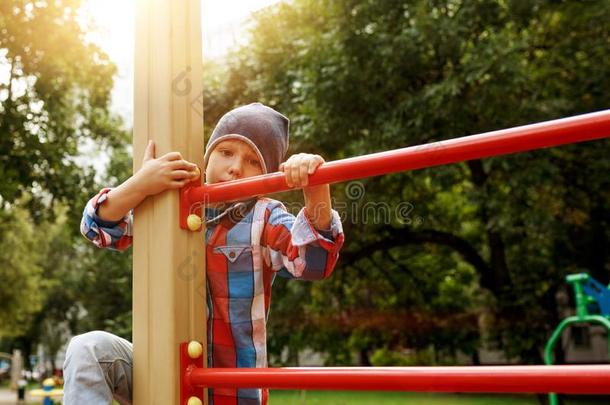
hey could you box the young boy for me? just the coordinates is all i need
[64,103,344,405]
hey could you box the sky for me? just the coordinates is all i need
[79,0,282,127]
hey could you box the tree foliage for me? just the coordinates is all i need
[205,0,610,364]
[0,0,124,218]
[0,204,45,337]
[0,0,129,366]
[2,0,609,372]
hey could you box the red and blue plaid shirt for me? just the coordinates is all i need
[81,188,344,405]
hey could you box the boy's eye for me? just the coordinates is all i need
[249,159,260,167]
[220,150,232,157]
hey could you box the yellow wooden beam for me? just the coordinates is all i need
[133,0,205,403]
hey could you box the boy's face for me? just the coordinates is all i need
[205,138,264,184]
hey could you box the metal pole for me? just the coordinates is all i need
[184,109,610,206]
[186,365,610,394]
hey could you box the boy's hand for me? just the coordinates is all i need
[281,153,332,230]
[279,153,324,188]
[133,140,200,197]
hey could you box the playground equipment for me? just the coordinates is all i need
[545,273,610,405]
[134,1,610,403]
[181,341,610,393]
[181,109,610,208]
[177,109,610,229]
[176,111,610,404]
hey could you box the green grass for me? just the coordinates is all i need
[6,385,607,404]
[268,391,610,404]
[268,391,537,405]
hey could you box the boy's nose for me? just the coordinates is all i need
[228,160,243,178]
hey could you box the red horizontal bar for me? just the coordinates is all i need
[188,366,610,394]
[186,109,610,204]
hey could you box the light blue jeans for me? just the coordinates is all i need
[63,331,133,405]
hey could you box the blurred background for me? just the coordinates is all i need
[0,0,609,403]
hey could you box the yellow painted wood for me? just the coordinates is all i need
[133,0,205,403]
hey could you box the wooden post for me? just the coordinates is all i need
[133,0,205,403]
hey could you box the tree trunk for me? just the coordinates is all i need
[359,348,371,366]
[467,159,511,297]
[471,349,481,365]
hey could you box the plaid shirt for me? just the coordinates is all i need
[81,188,344,405]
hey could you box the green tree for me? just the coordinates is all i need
[0,0,124,219]
[207,0,610,365]
[0,204,45,337]
[0,0,129,368]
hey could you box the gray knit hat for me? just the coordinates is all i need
[204,103,290,174]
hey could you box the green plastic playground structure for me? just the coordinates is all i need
[545,273,610,405]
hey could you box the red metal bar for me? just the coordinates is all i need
[185,366,610,394]
[180,343,204,404]
[181,109,610,216]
